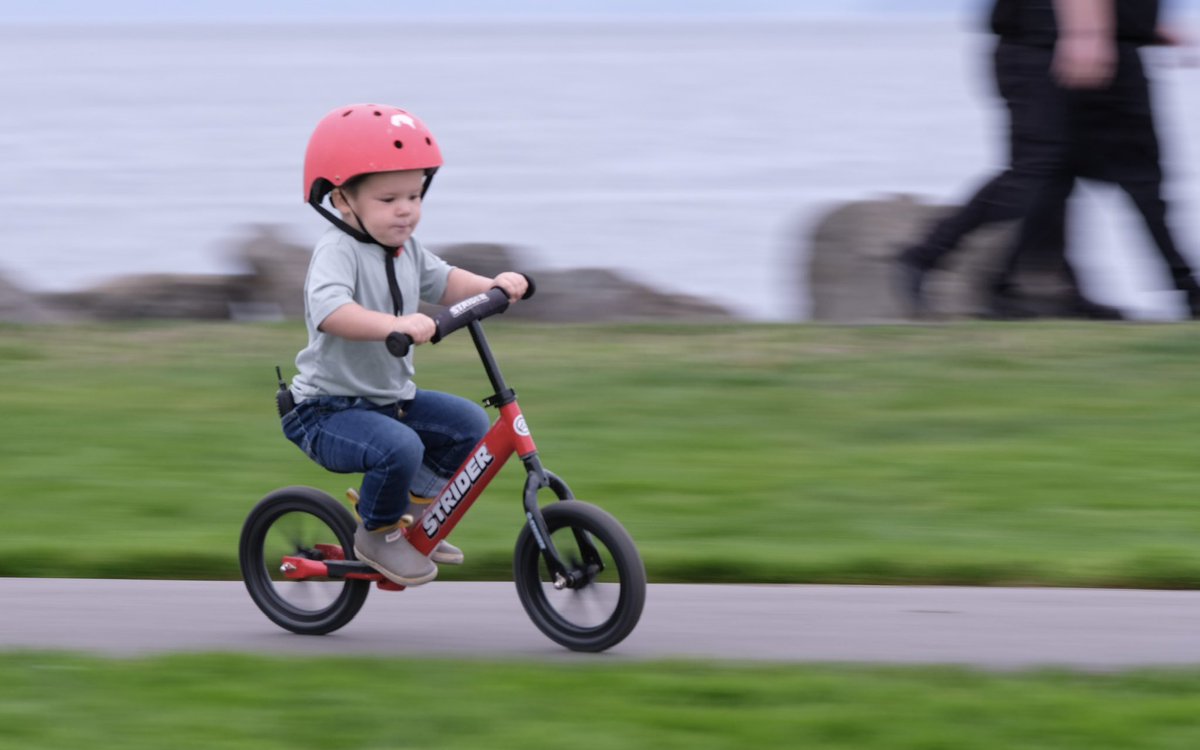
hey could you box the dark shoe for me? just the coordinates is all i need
[893,249,930,317]
[1062,296,1126,321]
[1187,289,1200,320]
[977,288,1037,320]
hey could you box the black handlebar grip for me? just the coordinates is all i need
[520,273,536,300]
[387,283,524,356]
[385,332,413,357]
[431,287,511,344]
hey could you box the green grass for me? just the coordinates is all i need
[4,652,1200,749]
[2,320,1199,587]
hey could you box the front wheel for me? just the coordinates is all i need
[513,501,646,652]
[239,486,370,635]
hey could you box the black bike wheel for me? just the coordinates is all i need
[513,501,646,652]
[239,486,369,635]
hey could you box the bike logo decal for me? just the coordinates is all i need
[514,416,530,436]
[448,293,488,318]
[527,511,548,550]
[423,445,495,539]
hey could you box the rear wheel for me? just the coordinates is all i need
[513,501,646,652]
[239,486,369,635]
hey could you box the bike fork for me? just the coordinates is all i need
[522,455,604,589]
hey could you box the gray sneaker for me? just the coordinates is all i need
[353,524,438,586]
[432,539,464,566]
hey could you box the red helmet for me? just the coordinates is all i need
[303,103,443,204]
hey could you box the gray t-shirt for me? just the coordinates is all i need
[291,227,453,404]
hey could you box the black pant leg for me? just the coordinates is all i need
[1120,179,1199,291]
[906,41,1070,270]
[905,174,1014,268]
[1004,175,1074,275]
[1084,47,1200,292]
[986,41,1075,292]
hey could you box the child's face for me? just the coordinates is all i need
[333,169,426,247]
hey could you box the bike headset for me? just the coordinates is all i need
[303,103,443,316]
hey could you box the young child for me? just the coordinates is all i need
[282,103,529,586]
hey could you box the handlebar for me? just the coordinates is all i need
[386,284,526,358]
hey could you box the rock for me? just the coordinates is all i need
[435,243,733,322]
[515,267,731,322]
[44,274,255,320]
[0,272,70,323]
[434,243,521,282]
[806,195,1079,322]
[233,225,312,319]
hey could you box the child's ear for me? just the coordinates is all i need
[330,188,350,213]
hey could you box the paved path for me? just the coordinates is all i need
[4,579,1200,669]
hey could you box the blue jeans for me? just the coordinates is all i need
[282,390,490,529]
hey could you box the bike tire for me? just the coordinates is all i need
[513,501,646,652]
[239,486,370,635]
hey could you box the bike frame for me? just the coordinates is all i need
[403,320,572,566]
[282,315,594,589]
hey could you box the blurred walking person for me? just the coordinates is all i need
[896,0,1200,320]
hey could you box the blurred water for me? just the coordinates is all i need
[1,17,1197,319]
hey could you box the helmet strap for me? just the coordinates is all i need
[309,197,405,316]
[383,246,404,317]
[311,201,387,247]
[420,168,437,198]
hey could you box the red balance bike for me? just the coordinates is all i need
[239,288,646,652]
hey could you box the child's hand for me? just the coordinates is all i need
[492,272,529,302]
[395,313,437,344]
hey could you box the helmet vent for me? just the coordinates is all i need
[393,140,404,149]
[373,110,382,117]
[341,110,353,117]
[425,137,432,145]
